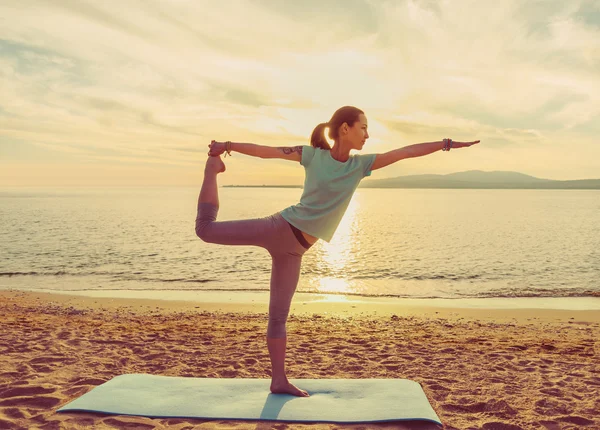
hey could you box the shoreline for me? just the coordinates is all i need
[2,289,600,324]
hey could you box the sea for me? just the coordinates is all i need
[1,187,599,301]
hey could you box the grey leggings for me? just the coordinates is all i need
[195,202,313,338]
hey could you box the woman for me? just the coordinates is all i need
[196,105,479,397]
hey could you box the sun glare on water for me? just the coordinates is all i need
[313,197,360,295]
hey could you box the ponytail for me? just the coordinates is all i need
[309,106,364,151]
[310,122,332,150]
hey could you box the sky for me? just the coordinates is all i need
[1,0,599,187]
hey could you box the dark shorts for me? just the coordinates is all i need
[286,222,312,249]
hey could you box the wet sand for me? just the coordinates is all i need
[1,290,598,429]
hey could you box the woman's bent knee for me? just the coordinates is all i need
[195,221,212,242]
[198,202,218,221]
[195,202,218,242]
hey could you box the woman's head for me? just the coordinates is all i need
[310,106,369,151]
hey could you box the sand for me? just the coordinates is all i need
[0,290,598,430]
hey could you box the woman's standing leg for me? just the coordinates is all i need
[264,217,312,397]
[267,251,308,397]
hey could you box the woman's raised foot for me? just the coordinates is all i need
[205,155,226,174]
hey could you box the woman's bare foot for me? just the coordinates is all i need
[270,380,310,397]
[205,155,226,174]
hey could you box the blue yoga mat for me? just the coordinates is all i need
[57,374,442,425]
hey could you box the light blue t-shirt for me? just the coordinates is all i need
[280,146,377,243]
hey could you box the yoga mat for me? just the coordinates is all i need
[58,374,442,425]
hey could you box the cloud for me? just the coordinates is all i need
[1,0,599,185]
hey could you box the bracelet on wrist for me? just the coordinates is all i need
[442,138,453,152]
[224,141,232,157]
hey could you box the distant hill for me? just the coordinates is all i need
[358,170,600,189]
[224,170,600,189]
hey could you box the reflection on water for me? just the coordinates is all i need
[315,277,351,294]
[316,197,359,295]
[313,293,352,303]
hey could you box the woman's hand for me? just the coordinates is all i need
[452,140,480,149]
[208,140,226,157]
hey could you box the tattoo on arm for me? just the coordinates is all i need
[281,146,303,155]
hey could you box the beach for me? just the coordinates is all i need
[1,290,598,429]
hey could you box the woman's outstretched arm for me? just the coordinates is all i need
[208,141,302,162]
[370,139,480,171]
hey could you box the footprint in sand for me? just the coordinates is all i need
[0,395,61,408]
[346,364,363,372]
[508,344,528,351]
[0,371,21,380]
[28,356,63,365]
[441,399,517,416]
[243,358,259,366]
[481,422,524,430]
[62,386,90,397]
[223,361,243,370]
[534,398,571,415]
[0,418,14,429]
[70,377,107,386]
[328,346,344,354]
[384,364,400,371]
[399,355,417,362]
[220,369,238,378]
[441,402,486,413]
[102,417,155,429]
[436,377,459,384]
[557,416,595,426]
[56,329,72,340]
[0,386,56,398]
[538,419,562,430]
[587,376,600,387]
[426,383,450,392]
[30,365,54,373]
[28,356,77,371]
[539,387,563,398]
[1,407,30,420]
[140,352,165,361]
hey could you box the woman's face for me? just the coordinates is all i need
[351,114,369,150]
[341,114,369,150]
